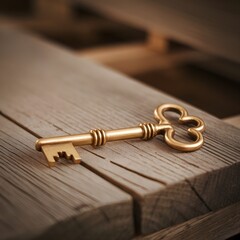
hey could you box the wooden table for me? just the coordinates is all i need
[0,28,240,240]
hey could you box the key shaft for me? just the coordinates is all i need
[36,124,169,151]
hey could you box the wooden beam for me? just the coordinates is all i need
[75,0,240,63]
[146,32,167,53]
[34,0,72,20]
[80,43,208,75]
[0,28,240,236]
[0,14,145,50]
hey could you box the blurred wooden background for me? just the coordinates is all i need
[0,1,240,239]
[0,0,239,121]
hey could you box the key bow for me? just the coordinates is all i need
[154,103,205,151]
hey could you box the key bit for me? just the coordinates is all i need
[36,104,205,167]
[41,143,81,167]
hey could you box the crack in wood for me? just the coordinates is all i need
[110,160,167,186]
[0,111,42,138]
[185,179,212,211]
[80,160,142,234]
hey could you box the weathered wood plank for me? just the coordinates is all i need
[0,28,240,235]
[0,116,134,240]
[138,202,240,240]
[75,0,240,63]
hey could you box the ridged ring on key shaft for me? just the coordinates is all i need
[139,123,157,140]
[90,129,107,146]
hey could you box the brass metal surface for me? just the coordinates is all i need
[36,104,205,167]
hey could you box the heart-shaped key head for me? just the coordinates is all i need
[154,103,205,152]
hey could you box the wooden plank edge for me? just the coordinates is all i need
[80,152,240,235]
[136,201,240,240]
[224,115,240,129]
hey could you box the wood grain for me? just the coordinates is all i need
[75,0,240,63]
[138,202,240,240]
[0,28,240,235]
[0,118,133,239]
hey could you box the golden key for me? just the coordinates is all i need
[35,104,205,167]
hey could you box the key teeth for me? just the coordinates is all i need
[41,143,81,167]
[62,151,71,160]
[71,150,81,164]
[48,161,56,167]
[64,148,81,164]
[72,157,81,164]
